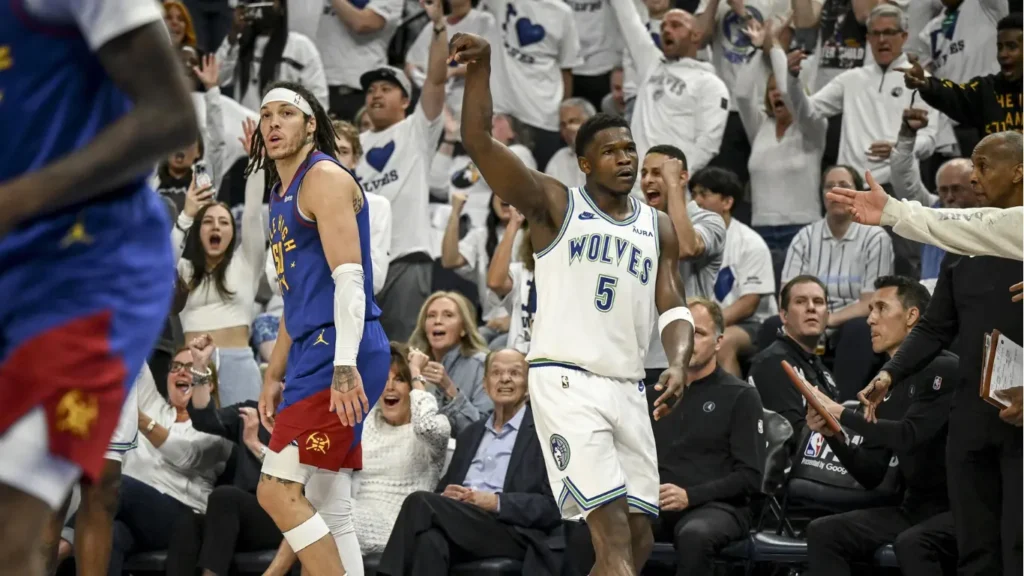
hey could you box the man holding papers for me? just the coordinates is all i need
[854,131,1023,576]
[802,277,958,576]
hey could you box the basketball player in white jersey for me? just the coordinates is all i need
[451,33,695,576]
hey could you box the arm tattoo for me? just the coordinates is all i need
[260,473,298,486]
[332,365,358,393]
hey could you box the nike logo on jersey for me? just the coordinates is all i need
[578,212,598,220]
[568,233,653,284]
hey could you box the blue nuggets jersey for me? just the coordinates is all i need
[0,2,174,480]
[268,152,388,412]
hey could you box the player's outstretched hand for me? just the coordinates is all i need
[894,52,927,90]
[652,365,686,421]
[330,365,371,426]
[448,33,491,66]
[825,170,888,226]
[258,377,284,433]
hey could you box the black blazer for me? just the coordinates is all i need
[436,404,562,574]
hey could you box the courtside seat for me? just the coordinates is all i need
[645,542,677,570]
[122,551,167,574]
[874,544,899,567]
[363,552,523,575]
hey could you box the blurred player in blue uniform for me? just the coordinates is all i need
[0,0,198,573]
[251,81,389,576]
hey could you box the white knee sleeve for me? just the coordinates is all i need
[282,513,330,553]
[306,468,362,575]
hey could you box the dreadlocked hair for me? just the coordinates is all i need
[237,0,289,104]
[244,81,339,190]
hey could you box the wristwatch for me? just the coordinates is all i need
[412,375,429,387]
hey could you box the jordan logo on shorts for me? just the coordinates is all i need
[550,434,570,471]
[305,432,331,454]
[313,330,329,346]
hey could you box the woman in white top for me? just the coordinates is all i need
[215,0,328,111]
[354,343,451,552]
[90,345,232,575]
[734,21,826,264]
[172,149,265,406]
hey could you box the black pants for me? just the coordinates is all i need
[88,475,192,576]
[654,504,749,576]
[377,491,528,576]
[707,111,750,184]
[524,124,564,173]
[947,402,1023,576]
[894,511,957,576]
[165,485,283,576]
[807,506,954,576]
[572,72,612,111]
[329,86,368,123]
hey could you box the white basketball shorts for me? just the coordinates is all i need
[528,363,659,519]
[0,407,82,509]
[105,385,139,463]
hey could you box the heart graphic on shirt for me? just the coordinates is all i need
[651,32,662,48]
[365,141,395,172]
[714,266,735,302]
[515,18,546,47]
[348,0,370,9]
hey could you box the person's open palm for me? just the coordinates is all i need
[825,170,888,226]
[193,54,220,90]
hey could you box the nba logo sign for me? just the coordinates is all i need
[805,432,825,458]
[933,376,942,391]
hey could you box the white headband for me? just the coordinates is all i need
[261,88,313,116]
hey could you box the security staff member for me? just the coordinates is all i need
[649,298,765,576]
[749,275,841,448]
[862,132,1024,576]
[804,276,958,576]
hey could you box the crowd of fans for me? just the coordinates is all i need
[55,0,1022,573]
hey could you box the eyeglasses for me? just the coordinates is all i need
[867,29,903,38]
[170,361,194,373]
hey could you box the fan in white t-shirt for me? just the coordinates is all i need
[406,0,497,119]
[690,167,777,377]
[486,214,536,355]
[543,97,593,189]
[317,0,406,119]
[355,0,449,341]
[919,0,1007,84]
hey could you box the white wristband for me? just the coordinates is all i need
[658,306,694,338]
[332,263,365,366]
[176,212,194,230]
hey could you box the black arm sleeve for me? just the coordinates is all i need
[884,255,959,383]
[839,369,955,453]
[684,387,766,507]
[187,400,247,441]
[749,356,806,438]
[825,431,892,491]
[918,76,986,130]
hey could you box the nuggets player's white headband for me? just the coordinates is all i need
[261,88,313,116]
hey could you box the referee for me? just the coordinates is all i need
[860,131,1023,575]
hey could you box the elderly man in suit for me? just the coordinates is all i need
[378,348,562,576]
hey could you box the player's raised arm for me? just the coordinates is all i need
[652,210,695,421]
[302,163,372,427]
[0,21,198,228]
[452,33,566,224]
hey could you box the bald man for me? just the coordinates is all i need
[841,131,1023,576]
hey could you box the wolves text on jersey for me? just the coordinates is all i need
[567,232,654,285]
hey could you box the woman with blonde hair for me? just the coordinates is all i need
[407,291,492,434]
[163,1,198,48]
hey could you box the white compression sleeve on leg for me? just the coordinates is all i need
[307,469,363,576]
[332,264,365,366]
[282,513,330,552]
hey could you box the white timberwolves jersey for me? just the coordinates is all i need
[527,187,660,381]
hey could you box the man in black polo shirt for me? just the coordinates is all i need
[748,275,842,448]
[651,297,765,576]
[803,276,958,575]
[860,132,1023,575]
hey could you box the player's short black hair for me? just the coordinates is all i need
[998,13,1022,32]
[645,144,689,171]
[780,275,828,310]
[874,275,931,314]
[574,113,631,157]
[689,166,742,200]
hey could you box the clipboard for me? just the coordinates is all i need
[781,360,844,436]
[980,329,1023,409]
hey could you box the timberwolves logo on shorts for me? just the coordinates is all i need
[550,434,570,471]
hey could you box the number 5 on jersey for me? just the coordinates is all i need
[595,274,617,312]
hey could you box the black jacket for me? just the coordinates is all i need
[749,332,841,445]
[827,351,958,520]
[438,405,562,575]
[188,399,271,494]
[919,73,1022,136]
